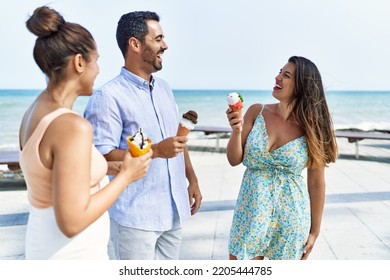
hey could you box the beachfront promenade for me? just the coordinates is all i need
[1,135,390,260]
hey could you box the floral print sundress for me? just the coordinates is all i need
[228,105,310,260]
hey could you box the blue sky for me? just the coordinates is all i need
[1,0,389,91]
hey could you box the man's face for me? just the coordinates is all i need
[140,20,168,73]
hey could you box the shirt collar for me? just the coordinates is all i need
[120,67,155,92]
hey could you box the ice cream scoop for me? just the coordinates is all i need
[127,128,152,157]
[227,92,244,112]
[177,110,198,136]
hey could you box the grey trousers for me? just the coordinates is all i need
[108,215,182,260]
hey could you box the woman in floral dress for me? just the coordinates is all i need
[226,56,338,260]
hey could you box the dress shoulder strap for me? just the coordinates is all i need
[259,104,265,114]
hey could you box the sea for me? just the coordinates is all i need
[1,89,390,151]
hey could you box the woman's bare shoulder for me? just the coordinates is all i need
[246,103,277,116]
[246,103,262,114]
[244,103,265,124]
[49,112,92,138]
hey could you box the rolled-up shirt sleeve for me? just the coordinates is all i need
[84,89,123,156]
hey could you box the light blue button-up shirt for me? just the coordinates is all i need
[84,68,190,231]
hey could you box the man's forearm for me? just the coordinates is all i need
[184,147,198,183]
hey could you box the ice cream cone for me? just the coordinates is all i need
[177,110,198,136]
[229,106,243,118]
[227,92,244,132]
[177,124,190,136]
[127,136,152,157]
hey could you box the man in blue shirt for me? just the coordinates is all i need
[84,11,202,260]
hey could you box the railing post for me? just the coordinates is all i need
[355,142,359,159]
[216,133,220,152]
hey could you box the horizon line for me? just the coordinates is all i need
[0,88,390,93]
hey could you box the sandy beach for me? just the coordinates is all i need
[1,134,390,260]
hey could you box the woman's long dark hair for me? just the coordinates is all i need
[288,56,338,168]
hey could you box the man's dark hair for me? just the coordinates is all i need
[116,11,160,58]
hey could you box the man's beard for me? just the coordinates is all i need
[142,47,163,72]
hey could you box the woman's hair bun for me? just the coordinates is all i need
[26,6,65,38]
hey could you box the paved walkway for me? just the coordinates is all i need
[1,136,390,260]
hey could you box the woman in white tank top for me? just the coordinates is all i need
[19,6,152,260]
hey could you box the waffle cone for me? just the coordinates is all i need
[127,136,152,157]
[177,124,190,136]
